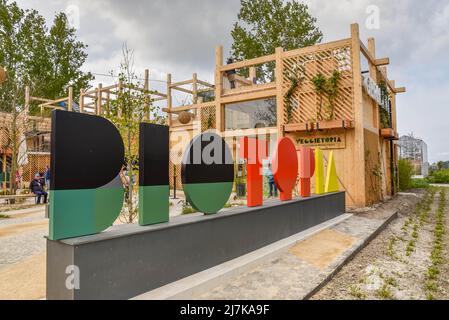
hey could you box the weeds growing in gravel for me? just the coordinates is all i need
[349,285,366,300]
[424,188,446,298]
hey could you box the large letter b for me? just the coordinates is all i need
[49,110,125,240]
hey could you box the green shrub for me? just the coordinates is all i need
[410,179,429,189]
[398,159,414,191]
[427,169,449,184]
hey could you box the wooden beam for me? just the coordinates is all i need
[220,54,276,72]
[283,38,352,59]
[395,87,406,93]
[30,96,53,103]
[221,88,277,105]
[171,86,193,94]
[170,79,193,87]
[375,57,390,66]
[196,79,214,87]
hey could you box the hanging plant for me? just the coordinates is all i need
[283,65,305,124]
[312,70,341,121]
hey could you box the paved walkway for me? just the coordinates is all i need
[0,206,47,300]
[197,210,396,300]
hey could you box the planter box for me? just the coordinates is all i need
[380,128,397,139]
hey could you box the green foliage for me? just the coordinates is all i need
[0,214,10,219]
[0,0,93,112]
[398,159,414,191]
[410,178,429,189]
[427,169,449,184]
[105,45,163,223]
[311,70,341,120]
[230,0,322,82]
[283,66,305,123]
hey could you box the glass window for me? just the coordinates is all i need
[225,97,277,130]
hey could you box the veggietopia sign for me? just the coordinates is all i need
[49,110,340,240]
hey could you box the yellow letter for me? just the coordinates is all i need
[315,149,325,194]
[325,151,339,193]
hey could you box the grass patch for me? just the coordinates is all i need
[0,214,10,219]
[423,188,446,298]
[349,285,366,300]
[376,284,394,300]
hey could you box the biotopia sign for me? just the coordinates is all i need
[49,110,340,240]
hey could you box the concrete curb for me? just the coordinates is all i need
[302,211,398,300]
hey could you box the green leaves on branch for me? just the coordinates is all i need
[284,65,305,124]
[230,0,322,82]
[312,70,341,121]
[0,0,93,113]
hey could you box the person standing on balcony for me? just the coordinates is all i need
[225,58,236,89]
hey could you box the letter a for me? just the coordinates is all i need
[325,151,339,193]
[315,149,325,194]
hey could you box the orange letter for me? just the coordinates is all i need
[272,137,298,201]
[240,137,268,207]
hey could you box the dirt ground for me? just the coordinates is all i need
[312,188,449,300]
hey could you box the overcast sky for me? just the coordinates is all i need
[15,0,449,163]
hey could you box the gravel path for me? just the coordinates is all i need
[312,188,449,300]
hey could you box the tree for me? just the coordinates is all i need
[230,0,322,81]
[0,0,93,194]
[0,1,93,113]
[106,45,164,223]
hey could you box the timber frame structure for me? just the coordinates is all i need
[165,23,406,208]
[1,23,406,208]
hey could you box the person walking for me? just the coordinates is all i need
[44,166,51,190]
[29,173,48,204]
[265,164,278,198]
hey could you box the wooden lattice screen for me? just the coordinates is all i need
[21,153,50,185]
[200,104,217,132]
[282,42,354,124]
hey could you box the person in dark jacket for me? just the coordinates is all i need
[29,174,48,204]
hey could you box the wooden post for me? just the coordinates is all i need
[96,83,103,115]
[192,73,198,105]
[275,47,284,140]
[167,73,172,126]
[368,37,385,199]
[68,86,73,112]
[2,153,6,193]
[106,91,110,116]
[79,88,85,113]
[351,23,366,207]
[249,67,256,84]
[215,46,223,132]
[144,69,150,121]
[118,80,123,118]
[25,86,30,116]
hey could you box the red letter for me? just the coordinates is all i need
[272,137,298,201]
[240,137,268,207]
[299,147,315,197]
